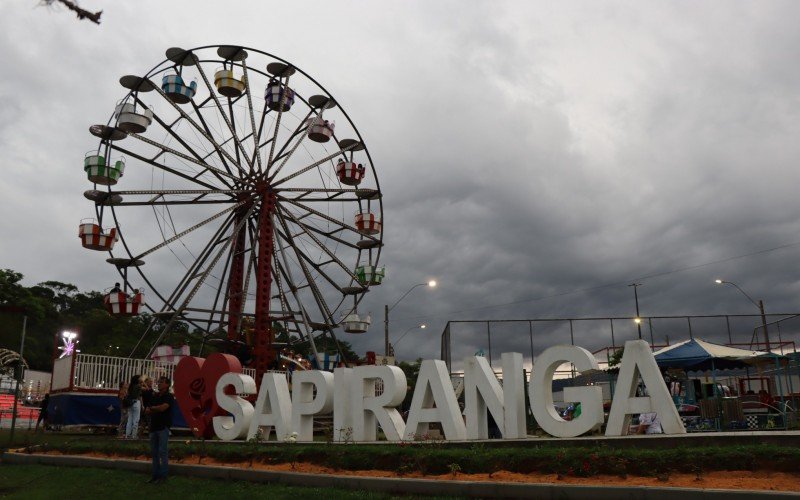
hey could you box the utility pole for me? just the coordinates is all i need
[758,300,771,353]
[384,304,389,357]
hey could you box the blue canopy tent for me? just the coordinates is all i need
[653,339,770,371]
[652,339,775,429]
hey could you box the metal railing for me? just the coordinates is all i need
[57,353,257,392]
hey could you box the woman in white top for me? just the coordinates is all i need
[637,412,663,434]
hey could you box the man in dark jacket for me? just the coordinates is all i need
[144,376,174,484]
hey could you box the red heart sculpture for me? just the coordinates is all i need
[174,353,242,438]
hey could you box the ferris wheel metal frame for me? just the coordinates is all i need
[82,45,383,379]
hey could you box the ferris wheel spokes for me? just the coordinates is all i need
[108,143,221,191]
[189,54,252,167]
[277,206,361,284]
[128,95,238,186]
[278,187,368,203]
[270,248,323,362]
[140,209,239,317]
[264,74,293,176]
[270,142,359,187]
[239,59,265,174]
[268,107,325,181]
[281,198,363,236]
[149,81,243,175]
[127,131,239,183]
[264,112,316,178]
[273,212,344,322]
[124,208,238,357]
[146,200,258,355]
[187,100,244,177]
[131,201,249,261]
[281,251,336,333]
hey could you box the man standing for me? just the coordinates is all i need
[35,393,50,432]
[144,376,174,483]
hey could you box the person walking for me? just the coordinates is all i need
[35,393,50,432]
[117,381,129,437]
[125,375,142,439]
[145,376,174,484]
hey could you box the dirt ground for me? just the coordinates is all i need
[43,451,800,492]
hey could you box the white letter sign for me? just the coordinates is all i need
[405,360,466,440]
[605,340,685,436]
[351,365,406,441]
[213,373,256,441]
[530,345,603,438]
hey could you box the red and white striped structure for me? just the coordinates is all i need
[103,290,145,316]
[151,344,190,365]
[355,210,381,235]
[336,160,365,186]
[78,221,119,251]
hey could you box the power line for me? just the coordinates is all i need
[398,239,800,321]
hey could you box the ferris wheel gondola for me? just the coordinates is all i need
[79,45,384,379]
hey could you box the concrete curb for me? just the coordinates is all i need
[1,452,795,499]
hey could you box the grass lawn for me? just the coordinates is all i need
[0,464,419,500]
[0,429,107,450]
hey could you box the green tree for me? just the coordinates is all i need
[397,358,423,411]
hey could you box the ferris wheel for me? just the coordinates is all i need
[79,45,384,378]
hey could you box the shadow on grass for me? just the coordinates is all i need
[0,463,463,499]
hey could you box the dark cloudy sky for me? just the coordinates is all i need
[2,1,800,369]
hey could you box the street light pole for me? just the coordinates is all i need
[629,283,643,339]
[715,279,771,352]
[384,281,436,356]
[392,324,427,354]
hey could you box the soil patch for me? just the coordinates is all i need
[40,451,800,492]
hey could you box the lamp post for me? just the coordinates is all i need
[384,281,436,356]
[715,279,771,352]
[628,283,643,339]
[391,324,426,356]
[60,331,78,358]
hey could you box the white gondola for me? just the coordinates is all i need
[78,219,118,251]
[336,160,365,186]
[84,152,125,185]
[265,81,295,111]
[114,102,153,133]
[307,116,335,143]
[341,312,371,334]
[355,210,381,235]
[214,68,245,97]
[162,74,197,104]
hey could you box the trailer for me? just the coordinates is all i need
[48,352,255,430]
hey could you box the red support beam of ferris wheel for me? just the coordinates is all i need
[253,191,277,381]
[226,207,248,342]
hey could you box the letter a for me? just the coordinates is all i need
[605,340,685,436]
